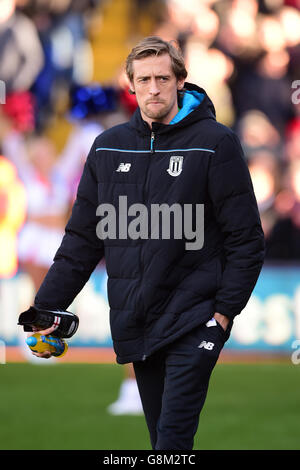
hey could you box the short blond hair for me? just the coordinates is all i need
[126,36,187,82]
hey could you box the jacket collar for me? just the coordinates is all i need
[129,82,216,135]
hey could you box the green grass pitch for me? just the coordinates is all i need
[0,362,299,450]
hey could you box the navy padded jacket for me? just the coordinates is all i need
[35,83,265,363]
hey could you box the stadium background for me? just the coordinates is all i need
[0,0,300,450]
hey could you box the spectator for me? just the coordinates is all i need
[248,149,282,238]
[0,156,26,278]
[185,37,235,126]
[265,159,300,260]
[2,129,71,293]
[285,117,300,161]
[0,0,44,93]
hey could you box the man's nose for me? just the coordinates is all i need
[149,79,160,95]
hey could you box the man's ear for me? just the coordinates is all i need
[129,81,135,95]
[177,78,185,91]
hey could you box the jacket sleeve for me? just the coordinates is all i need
[208,131,265,319]
[34,140,104,310]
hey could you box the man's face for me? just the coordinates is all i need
[130,53,185,127]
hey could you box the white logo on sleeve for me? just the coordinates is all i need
[116,163,131,172]
[167,156,184,176]
[198,341,215,350]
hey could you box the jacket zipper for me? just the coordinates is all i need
[150,131,155,153]
[139,132,155,361]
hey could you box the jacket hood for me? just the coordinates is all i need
[129,82,216,135]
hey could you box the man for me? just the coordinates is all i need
[29,37,265,449]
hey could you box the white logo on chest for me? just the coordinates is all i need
[167,156,184,177]
[116,163,131,172]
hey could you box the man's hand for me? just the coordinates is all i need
[213,312,229,331]
[27,324,57,359]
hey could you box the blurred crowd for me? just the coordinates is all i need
[0,0,300,293]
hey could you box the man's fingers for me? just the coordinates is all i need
[35,325,57,336]
[32,351,52,359]
[26,325,57,358]
[27,324,57,336]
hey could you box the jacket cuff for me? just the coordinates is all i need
[214,304,238,320]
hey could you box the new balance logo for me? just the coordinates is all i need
[116,163,131,172]
[198,341,215,350]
